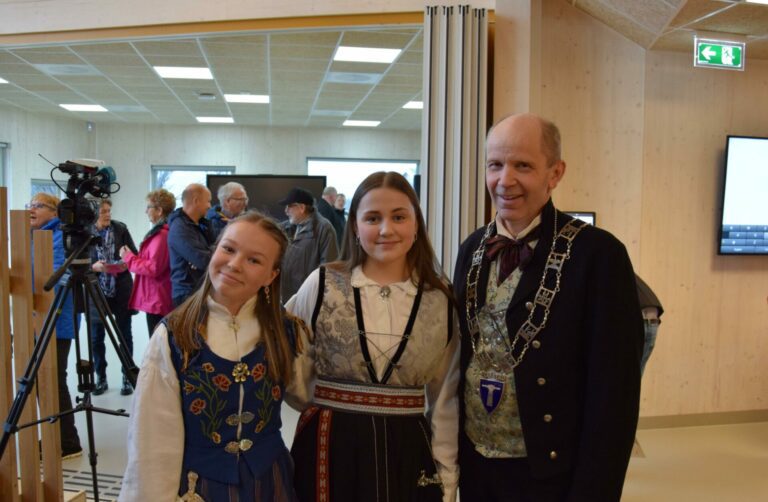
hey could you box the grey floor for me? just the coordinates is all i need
[52,315,768,500]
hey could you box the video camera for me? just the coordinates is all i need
[54,159,118,256]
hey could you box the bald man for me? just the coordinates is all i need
[167,183,214,306]
[453,114,643,501]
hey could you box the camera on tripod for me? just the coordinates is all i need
[54,159,117,257]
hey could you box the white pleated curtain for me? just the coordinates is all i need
[420,5,488,277]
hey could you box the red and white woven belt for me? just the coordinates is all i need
[313,377,425,416]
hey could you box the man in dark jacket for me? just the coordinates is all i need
[316,186,345,246]
[636,274,663,375]
[168,183,214,306]
[279,187,338,302]
[206,181,249,239]
[453,113,643,501]
[88,198,138,396]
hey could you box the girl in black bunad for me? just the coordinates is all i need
[120,212,304,501]
[286,171,460,502]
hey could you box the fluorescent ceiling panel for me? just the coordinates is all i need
[403,101,423,109]
[343,120,380,127]
[59,104,108,112]
[313,109,351,117]
[0,77,8,84]
[746,1,768,5]
[224,94,270,103]
[325,72,382,84]
[33,64,102,76]
[196,116,234,123]
[333,46,401,64]
[154,66,213,79]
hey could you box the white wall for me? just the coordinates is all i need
[0,108,421,243]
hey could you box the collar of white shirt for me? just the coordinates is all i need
[495,213,542,240]
[350,265,418,297]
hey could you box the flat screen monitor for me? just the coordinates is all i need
[565,211,596,226]
[719,136,768,255]
[207,174,326,222]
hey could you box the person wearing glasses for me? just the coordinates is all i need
[206,182,249,239]
[28,192,83,459]
[88,198,138,396]
[120,189,176,337]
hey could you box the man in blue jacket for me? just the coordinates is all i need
[206,181,249,239]
[29,192,83,459]
[168,183,214,306]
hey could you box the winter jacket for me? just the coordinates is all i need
[280,211,338,302]
[167,208,214,304]
[205,205,230,240]
[124,221,173,316]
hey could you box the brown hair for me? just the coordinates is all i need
[166,211,302,383]
[334,171,453,302]
[147,188,177,217]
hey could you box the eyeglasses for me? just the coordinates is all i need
[228,197,248,203]
[146,204,158,210]
[25,202,56,210]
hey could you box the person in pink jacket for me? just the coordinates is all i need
[120,189,176,335]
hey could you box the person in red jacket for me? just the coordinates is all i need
[120,188,176,336]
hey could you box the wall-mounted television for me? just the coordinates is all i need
[207,174,326,222]
[719,136,768,255]
[565,211,596,226]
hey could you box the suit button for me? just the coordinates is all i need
[543,414,553,423]
[537,377,546,386]
[532,340,541,349]
[525,301,534,311]
[549,450,558,460]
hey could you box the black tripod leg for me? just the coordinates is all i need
[82,274,139,387]
[0,283,69,459]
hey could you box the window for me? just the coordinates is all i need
[0,142,7,187]
[31,178,64,198]
[151,165,235,204]
[306,158,419,211]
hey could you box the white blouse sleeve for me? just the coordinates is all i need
[284,268,320,411]
[118,325,184,502]
[425,310,461,502]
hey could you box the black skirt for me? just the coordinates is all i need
[291,406,444,502]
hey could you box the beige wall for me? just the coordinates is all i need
[530,1,768,417]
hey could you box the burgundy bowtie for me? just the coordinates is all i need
[484,227,540,285]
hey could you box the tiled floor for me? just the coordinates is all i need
[36,316,768,500]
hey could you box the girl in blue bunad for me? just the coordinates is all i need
[119,211,303,501]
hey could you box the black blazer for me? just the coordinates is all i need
[453,200,643,501]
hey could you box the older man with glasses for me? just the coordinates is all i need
[28,192,84,459]
[206,181,249,239]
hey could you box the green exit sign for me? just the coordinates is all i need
[694,38,745,71]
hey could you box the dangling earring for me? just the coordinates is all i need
[355,234,361,246]
[264,285,271,304]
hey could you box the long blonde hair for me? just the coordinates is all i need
[167,211,302,383]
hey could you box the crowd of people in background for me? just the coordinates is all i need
[24,112,664,501]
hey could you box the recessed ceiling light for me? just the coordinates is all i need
[0,77,8,84]
[333,46,402,64]
[403,101,423,109]
[343,120,380,127]
[196,117,234,124]
[224,94,270,104]
[154,66,213,79]
[59,104,108,112]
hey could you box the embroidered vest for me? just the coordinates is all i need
[167,319,295,485]
[314,268,451,386]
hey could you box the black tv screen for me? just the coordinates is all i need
[207,174,326,222]
[719,136,768,255]
[565,211,596,226]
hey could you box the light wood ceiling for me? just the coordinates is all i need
[1,1,766,129]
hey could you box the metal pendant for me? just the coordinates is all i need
[479,374,505,414]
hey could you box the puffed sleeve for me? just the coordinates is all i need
[118,324,184,501]
[425,308,460,502]
[284,268,320,411]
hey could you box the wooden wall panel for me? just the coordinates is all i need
[539,1,645,262]
[640,51,768,416]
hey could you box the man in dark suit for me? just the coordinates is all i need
[453,113,643,501]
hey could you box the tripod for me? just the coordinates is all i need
[0,234,138,502]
